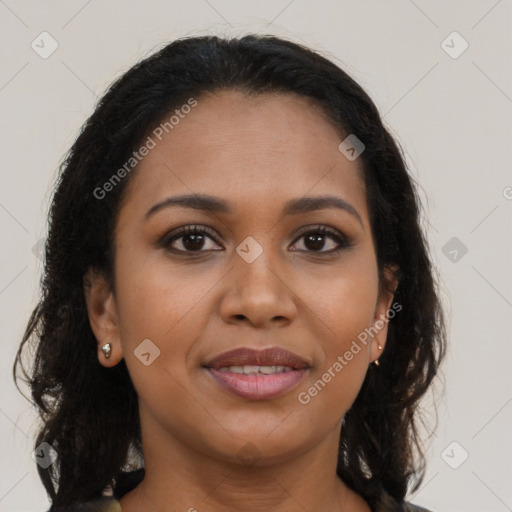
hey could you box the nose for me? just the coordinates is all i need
[219,249,297,329]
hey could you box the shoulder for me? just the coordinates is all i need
[46,468,144,512]
[378,494,435,512]
[46,498,122,512]
[402,501,434,512]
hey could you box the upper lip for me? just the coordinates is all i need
[204,347,311,370]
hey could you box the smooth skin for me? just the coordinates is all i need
[84,90,397,512]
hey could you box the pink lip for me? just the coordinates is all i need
[206,368,309,400]
[203,347,311,400]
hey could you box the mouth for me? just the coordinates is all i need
[203,347,311,400]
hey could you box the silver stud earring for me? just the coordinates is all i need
[374,345,383,366]
[101,342,112,359]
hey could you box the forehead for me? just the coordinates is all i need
[119,90,368,224]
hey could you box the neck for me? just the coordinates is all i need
[119,412,369,512]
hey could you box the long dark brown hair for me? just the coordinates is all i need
[13,34,446,511]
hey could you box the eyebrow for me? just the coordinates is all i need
[145,193,364,228]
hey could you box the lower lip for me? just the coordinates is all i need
[206,368,309,400]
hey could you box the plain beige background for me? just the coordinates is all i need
[1,1,511,511]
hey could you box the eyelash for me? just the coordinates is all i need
[157,224,353,256]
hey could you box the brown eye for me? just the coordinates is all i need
[158,224,352,256]
[160,225,222,253]
[290,226,352,254]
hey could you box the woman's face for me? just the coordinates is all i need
[86,90,396,466]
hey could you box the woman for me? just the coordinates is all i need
[13,34,446,512]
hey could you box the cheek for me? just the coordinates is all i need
[299,252,379,349]
[113,250,210,379]
[326,277,377,346]
[295,255,378,408]
[114,247,220,340]
[113,256,211,416]
[295,285,375,424]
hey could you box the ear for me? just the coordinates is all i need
[83,267,123,367]
[369,264,399,364]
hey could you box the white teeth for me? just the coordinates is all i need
[242,365,260,374]
[259,365,282,374]
[217,365,294,374]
